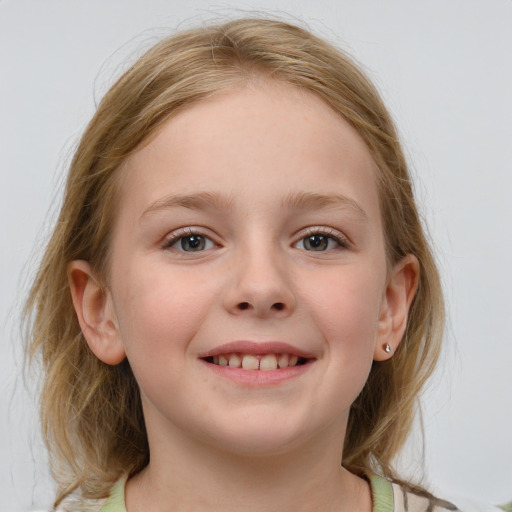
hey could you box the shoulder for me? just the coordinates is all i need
[54,497,106,512]
[391,482,507,512]
[54,476,126,512]
[391,482,460,512]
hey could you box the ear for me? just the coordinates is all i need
[68,260,126,365]
[374,254,419,361]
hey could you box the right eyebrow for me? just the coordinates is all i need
[141,191,235,219]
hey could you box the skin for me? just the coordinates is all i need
[69,81,418,512]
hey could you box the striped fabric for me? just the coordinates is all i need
[368,474,460,512]
[390,482,460,512]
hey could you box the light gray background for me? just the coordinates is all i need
[1,1,511,510]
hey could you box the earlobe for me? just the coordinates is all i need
[374,255,419,361]
[68,260,126,365]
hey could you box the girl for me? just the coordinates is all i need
[24,16,468,512]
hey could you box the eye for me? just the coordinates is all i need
[294,229,348,252]
[164,230,215,252]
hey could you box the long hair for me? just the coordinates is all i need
[24,17,444,507]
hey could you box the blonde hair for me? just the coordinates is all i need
[24,17,444,507]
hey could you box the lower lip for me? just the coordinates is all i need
[200,359,314,386]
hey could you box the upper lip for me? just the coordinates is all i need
[198,341,318,359]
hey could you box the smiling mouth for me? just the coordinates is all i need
[203,353,309,371]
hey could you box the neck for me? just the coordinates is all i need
[125,421,372,512]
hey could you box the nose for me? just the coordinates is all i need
[223,247,296,318]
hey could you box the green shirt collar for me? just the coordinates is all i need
[99,473,394,512]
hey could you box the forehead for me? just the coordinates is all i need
[117,81,380,222]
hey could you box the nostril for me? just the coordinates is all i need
[234,301,288,313]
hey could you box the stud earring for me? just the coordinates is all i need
[384,344,392,354]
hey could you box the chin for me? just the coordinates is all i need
[195,416,318,459]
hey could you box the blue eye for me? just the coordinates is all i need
[295,230,347,252]
[167,233,215,252]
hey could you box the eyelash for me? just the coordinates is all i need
[294,227,350,252]
[162,228,216,252]
[162,226,349,253]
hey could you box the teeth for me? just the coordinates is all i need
[211,353,304,370]
[260,354,278,371]
[228,354,242,368]
[277,354,289,368]
[241,354,259,370]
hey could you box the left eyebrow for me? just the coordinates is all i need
[282,191,368,222]
[141,191,235,219]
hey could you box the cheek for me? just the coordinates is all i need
[111,261,217,361]
[292,266,386,424]
[304,266,385,357]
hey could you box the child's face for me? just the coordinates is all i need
[77,82,413,457]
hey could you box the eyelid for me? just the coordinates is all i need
[160,225,350,252]
[294,226,351,249]
[161,227,219,250]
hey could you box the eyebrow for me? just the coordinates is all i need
[141,191,235,218]
[282,191,368,221]
[141,190,367,221]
